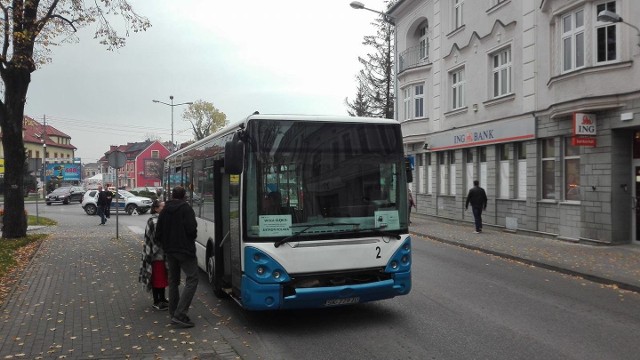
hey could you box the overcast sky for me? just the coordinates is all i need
[23,0,388,164]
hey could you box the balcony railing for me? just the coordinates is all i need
[399,45,430,73]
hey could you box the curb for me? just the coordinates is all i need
[411,230,640,294]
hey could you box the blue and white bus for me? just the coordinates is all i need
[163,114,412,310]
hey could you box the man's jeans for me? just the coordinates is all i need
[166,253,199,319]
[97,206,106,224]
[472,206,483,232]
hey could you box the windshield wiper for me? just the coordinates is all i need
[274,222,360,248]
[342,226,401,240]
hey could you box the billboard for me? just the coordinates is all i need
[46,163,81,182]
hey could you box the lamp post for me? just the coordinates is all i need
[350,1,397,120]
[152,96,194,152]
[597,10,640,47]
[42,141,47,199]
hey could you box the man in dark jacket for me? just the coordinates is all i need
[155,186,198,328]
[465,180,488,234]
[96,185,113,225]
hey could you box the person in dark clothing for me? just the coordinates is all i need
[96,185,113,225]
[155,186,198,328]
[465,180,488,233]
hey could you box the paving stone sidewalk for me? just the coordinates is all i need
[0,225,244,359]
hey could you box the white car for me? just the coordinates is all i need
[81,189,153,215]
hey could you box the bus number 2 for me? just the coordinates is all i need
[375,246,381,259]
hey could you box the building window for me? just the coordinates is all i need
[516,142,527,199]
[453,0,464,29]
[451,68,465,110]
[414,85,424,118]
[403,88,411,121]
[499,144,510,198]
[596,1,618,63]
[492,47,512,98]
[562,8,585,72]
[419,23,429,60]
[565,138,580,201]
[465,148,474,194]
[541,138,556,199]
[151,150,160,159]
[449,150,456,195]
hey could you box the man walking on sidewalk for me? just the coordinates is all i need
[155,186,198,328]
[465,180,488,234]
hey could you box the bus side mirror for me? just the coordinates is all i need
[225,132,244,175]
[405,158,413,183]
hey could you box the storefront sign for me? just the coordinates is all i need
[573,113,597,136]
[571,136,597,147]
[426,116,535,151]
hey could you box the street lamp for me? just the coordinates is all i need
[152,96,194,152]
[42,141,46,198]
[350,1,398,120]
[597,10,640,47]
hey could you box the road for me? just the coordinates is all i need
[23,203,640,360]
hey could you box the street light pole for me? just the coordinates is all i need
[152,96,194,152]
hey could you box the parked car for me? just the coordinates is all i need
[81,189,153,215]
[45,186,85,205]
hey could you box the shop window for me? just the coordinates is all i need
[465,148,474,194]
[439,152,447,194]
[449,150,456,195]
[565,138,580,201]
[516,142,527,199]
[499,144,511,198]
[479,147,488,196]
[426,153,433,194]
[541,138,556,199]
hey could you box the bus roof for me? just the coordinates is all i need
[169,114,399,158]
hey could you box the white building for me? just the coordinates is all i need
[389,0,640,244]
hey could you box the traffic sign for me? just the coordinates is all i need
[108,151,127,169]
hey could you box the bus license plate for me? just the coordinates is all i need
[324,297,360,306]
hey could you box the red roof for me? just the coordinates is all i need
[20,116,77,150]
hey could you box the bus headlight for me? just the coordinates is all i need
[385,237,411,273]
[244,247,291,284]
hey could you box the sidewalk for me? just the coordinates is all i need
[0,224,245,359]
[410,213,640,293]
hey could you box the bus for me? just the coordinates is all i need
[162,114,412,310]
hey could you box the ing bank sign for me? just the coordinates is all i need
[426,117,536,151]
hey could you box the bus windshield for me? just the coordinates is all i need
[245,119,408,241]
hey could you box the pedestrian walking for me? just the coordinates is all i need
[408,189,417,224]
[155,186,198,328]
[139,199,169,310]
[96,184,113,225]
[465,180,488,233]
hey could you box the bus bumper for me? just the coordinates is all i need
[241,270,411,311]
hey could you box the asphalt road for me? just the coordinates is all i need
[23,203,640,360]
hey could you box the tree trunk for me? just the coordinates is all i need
[0,67,31,238]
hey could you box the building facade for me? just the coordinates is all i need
[389,0,640,244]
[98,141,170,189]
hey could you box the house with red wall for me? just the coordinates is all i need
[98,140,170,189]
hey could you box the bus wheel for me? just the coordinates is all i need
[207,241,226,298]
